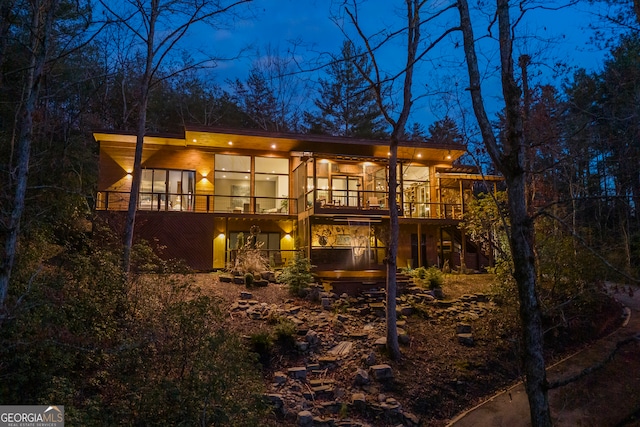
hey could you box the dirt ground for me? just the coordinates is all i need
[192,273,626,426]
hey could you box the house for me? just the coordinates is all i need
[94,126,501,279]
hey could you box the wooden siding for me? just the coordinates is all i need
[135,212,215,271]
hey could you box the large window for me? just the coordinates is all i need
[402,164,430,217]
[255,157,289,213]
[214,154,289,213]
[215,154,251,212]
[140,169,195,211]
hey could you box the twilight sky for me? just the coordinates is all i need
[187,0,618,127]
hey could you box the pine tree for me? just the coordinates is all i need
[428,116,463,145]
[305,40,386,138]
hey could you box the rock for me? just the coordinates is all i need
[254,279,269,287]
[297,410,313,426]
[305,330,319,347]
[287,305,302,315]
[288,366,307,380]
[295,341,309,352]
[306,363,321,372]
[318,355,338,367]
[370,364,394,381]
[354,368,370,385]
[264,393,284,409]
[321,298,333,310]
[320,401,341,414]
[329,341,353,357]
[435,299,454,308]
[457,333,474,346]
[373,337,387,349]
[336,313,350,322]
[397,328,410,345]
[398,305,413,316]
[456,323,472,334]
[240,291,253,299]
[246,308,262,320]
[475,293,489,302]
[403,411,421,426]
[351,392,366,411]
[350,331,369,340]
[432,288,445,299]
[273,371,287,385]
[362,351,377,366]
[369,302,385,317]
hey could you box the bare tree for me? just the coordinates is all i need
[0,0,59,307]
[337,0,457,360]
[457,0,552,425]
[99,0,252,272]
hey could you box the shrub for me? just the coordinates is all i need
[1,228,268,426]
[249,331,274,366]
[278,251,315,296]
[244,272,254,287]
[408,266,444,290]
[425,266,445,290]
[274,318,297,348]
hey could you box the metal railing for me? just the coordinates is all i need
[96,190,463,219]
[96,191,295,215]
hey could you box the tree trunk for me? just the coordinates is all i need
[508,172,551,427]
[121,1,157,273]
[0,0,59,307]
[457,0,552,425]
[386,136,401,360]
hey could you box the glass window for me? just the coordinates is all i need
[402,164,430,217]
[139,168,195,211]
[215,154,250,172]
[215,155,251,212]
[255,157,289,213]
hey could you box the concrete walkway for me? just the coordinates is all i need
[447,284,640,427]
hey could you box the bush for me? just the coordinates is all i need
[274,318,297,348]
[278,251,315,296]
[408,266,444,290]
[249,331,273,366]
[425,266,445,290]
[244,272,254,287]
[1,228,268,426]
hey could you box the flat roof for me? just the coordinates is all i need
[93,126,468,163]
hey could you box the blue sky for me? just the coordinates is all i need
[186,0,618,128]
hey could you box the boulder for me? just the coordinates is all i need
[297,410,313,426]
[351,392,366,411]
[370,364,394,381]
[288,366,307,381]
[354,368,370,386]
[457,333,474,346]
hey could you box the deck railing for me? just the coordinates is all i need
[96,191,295,215]
[96,190,463,219]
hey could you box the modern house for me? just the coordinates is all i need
[94,126,500,279]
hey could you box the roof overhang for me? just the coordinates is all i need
[94,126,468,163]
